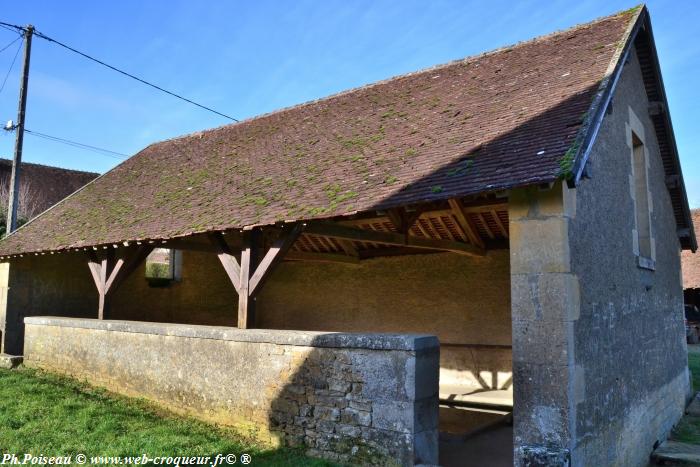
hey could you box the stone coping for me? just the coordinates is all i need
[24,316,439,351]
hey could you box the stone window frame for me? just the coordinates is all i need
[626,106,655,271]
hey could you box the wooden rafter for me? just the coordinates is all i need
[490,210,509,238]
[477,212,495,239]
[305,221,485,257]
[448,199,486,249]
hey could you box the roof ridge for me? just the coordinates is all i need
[159,5,645,146]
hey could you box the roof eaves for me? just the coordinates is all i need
[569,5,696,252]
[636,10,697,251]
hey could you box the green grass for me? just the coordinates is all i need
[0,367,335,466]
[672,352,700,444]
[690,351,700,391]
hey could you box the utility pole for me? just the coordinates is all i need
[6,25,33,236]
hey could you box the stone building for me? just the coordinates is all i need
[683,209,700,308]
[0,6,695,466]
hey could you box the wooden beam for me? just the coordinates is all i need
[285,251,360,264]
[208,233,241,293]
[249,224,303,296]
[477,212,495,239]
[490,210,508,238]
[336,239,358,257]
[447,198,485,248]
[387,208,423,235]
[237,229,260,329]
[305,221,485,257]
[108,246,153,294]
[86,246,152,320]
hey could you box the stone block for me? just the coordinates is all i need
[511,318,573,366]
[510,218,571,274]
[511,273,580,323]
[0,354,22,369]
[341,407,372,427]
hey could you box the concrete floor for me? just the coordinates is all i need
[440,423,513,467]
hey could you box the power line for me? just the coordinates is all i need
[24,129,129,159]
[0,23,21,35]
[0,35,20,54]
[0,37,22,95]
[6,23,239,122]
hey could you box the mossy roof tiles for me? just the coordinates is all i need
[0,8,642,255]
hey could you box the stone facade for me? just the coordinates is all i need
[23,317,439,466]
[508,46,690,467]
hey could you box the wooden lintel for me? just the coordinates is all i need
[305,221,485,257]
[208,232,241,294]
[249,224,304,297]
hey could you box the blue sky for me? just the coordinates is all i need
[0,1,697,206]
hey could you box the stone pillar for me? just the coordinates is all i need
[509,182,581,466]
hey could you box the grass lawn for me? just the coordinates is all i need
[0,367,335,466]
[671,350,700,444]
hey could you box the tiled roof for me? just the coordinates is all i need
[683,210,700,289]
[0,159,98,217]
[0,7,641,255]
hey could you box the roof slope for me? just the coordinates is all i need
[0,159,98,216]
[683,210,700,289]
[0,8,641,255]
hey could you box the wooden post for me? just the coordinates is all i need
[6,25,33,235]
[237,229,259,329]
[87,246,152,320]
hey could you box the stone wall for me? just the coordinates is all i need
[508,45,690,467]
[24,316,439,466]
[567,46,689,466]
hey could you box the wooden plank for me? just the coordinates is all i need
[208,233,241,293]
[249,224,303,296]
[448,198,485,249]
[305,221,485,257]
[285,251,360,264]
